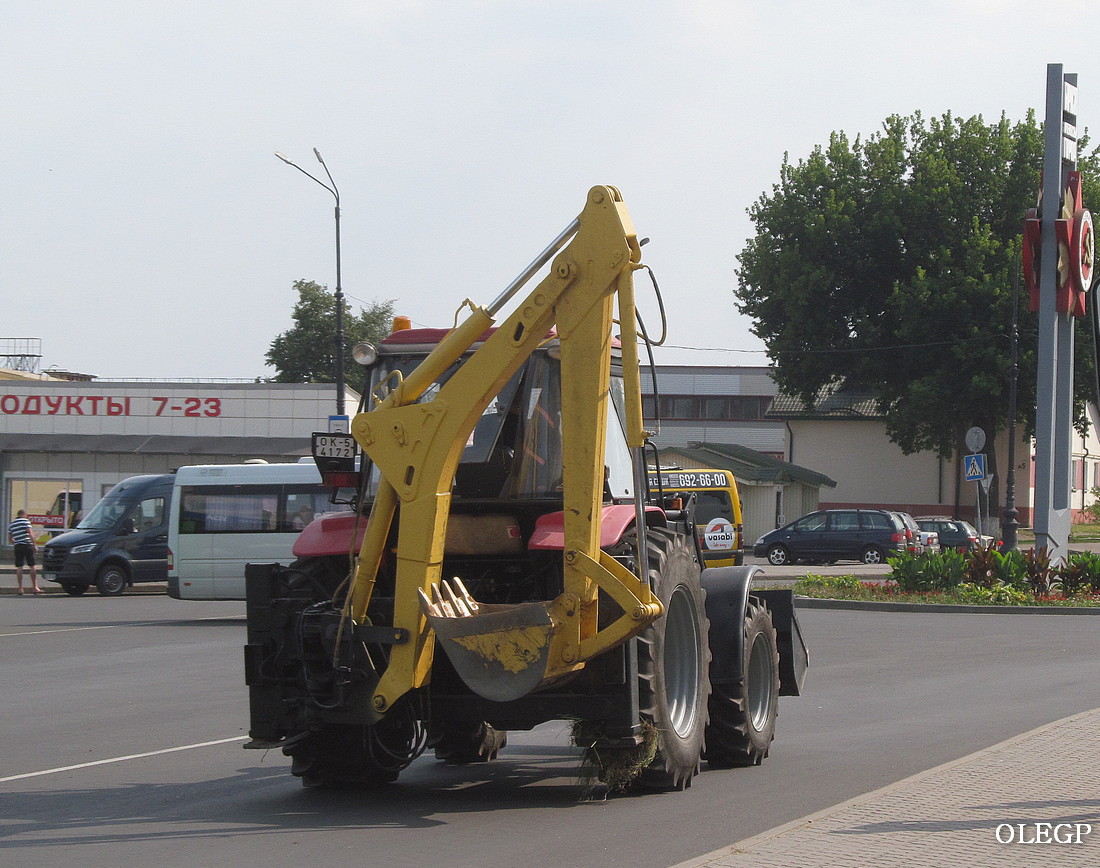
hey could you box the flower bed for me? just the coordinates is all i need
[794,547,1100,607]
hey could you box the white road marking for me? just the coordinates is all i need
[0,736,249,783]
[0,615,243,638]
[0,625,119,637]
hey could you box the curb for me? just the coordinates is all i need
[794,596,1100,615]
[0,584,168,597]
[669,707,1100,868]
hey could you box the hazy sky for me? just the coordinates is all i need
[2,1,1096,381]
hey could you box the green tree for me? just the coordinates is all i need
[266,279,395,384]
[735,111,1099,514]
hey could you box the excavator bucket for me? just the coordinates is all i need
[419,579,555,702]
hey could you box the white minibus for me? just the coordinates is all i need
[167,460,332,600]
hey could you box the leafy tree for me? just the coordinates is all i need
[266,279,395,384]
[735,111,1099,514]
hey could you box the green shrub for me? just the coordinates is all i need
[1078,486,1100,524]
[993,550,1028,590]
[954,582,1033,606]
[885,551,928,591]
[887,549,967,592]
[965,542,1005,587]
[1023,547,1055,596]
[794,574,862,594]
[1059,552,1100,596]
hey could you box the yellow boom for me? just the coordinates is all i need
[345,186,662,715]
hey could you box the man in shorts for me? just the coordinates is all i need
[7,509,42,595]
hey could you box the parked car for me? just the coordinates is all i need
[752,508,910,565]
[915,517,983,552]
[890,511,927,555]
[916,527,940,552]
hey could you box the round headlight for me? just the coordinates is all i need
[351,342,378,367]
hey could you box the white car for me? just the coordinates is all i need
[918,530,939,552]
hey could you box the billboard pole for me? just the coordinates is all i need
[1027,64,1093,562]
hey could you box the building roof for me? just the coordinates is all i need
[0,366,65,382]
[658,441,836,488]
[767,383,880,419]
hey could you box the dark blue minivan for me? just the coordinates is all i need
[752,508,909,566]
[42,474,174,596]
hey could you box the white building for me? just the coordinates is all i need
[641,364,1100,532]
[1,376,357,537]
[641,365,785,455]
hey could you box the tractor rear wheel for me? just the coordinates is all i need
[286,715,424,788]
[432,721,508,763]
[704,597,779,767]
[278,556,424,788]
[633,528,711,790]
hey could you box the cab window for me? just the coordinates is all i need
[794,513,826,532]
[133,497,166,532]
[862,512,891,530]
[828,512,860,532]
[693,490,732,525]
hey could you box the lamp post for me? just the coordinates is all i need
[1001,262,1020,552]
[275,149,346,417]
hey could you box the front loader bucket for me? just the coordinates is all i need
[421,582,555,702]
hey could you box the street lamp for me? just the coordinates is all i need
[275,149,346,417]
[1001,262,1020,551]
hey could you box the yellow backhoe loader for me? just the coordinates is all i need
[243,186,807,791]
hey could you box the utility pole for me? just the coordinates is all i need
[1001,263,1020,551]
[275,149,347,419]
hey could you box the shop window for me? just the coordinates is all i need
[5,478,84,543]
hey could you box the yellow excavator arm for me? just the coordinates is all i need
[346,186,662,715]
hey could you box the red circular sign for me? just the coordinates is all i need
[1072,208,1094,292]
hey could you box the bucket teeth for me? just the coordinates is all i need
[451,577,480,613]
[419,578,481,619]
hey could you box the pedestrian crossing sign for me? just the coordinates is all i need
[965,453,986,481]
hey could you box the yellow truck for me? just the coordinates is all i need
[649,468,744,566]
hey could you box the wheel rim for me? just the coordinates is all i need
[103,570,124,592]
[768,547,786,565]
[746,631,774,731]
[662,585,701,738]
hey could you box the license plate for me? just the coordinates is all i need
[312,433,356,459]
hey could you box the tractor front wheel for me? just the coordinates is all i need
[704,597,779,767]
[633,528,711,790]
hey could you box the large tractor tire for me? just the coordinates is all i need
[277,556,427,788]
[282,555,350,598]
[704,596,779,767]
[633,528,711,790]
[285,718,422,788]
[432,721,508,764]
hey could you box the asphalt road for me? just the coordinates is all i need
[3,595,1098,868]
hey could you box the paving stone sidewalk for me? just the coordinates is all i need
[673,708,1100,868]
